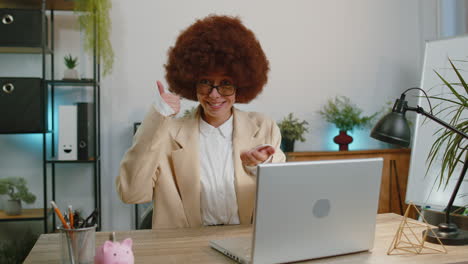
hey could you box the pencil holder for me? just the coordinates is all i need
[58,225,96,264]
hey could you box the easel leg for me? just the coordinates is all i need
[390,159,404,215]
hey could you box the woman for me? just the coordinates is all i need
[116,15,285,229]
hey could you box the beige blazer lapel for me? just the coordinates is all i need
[232,108,262,224]
[171,112,202,227]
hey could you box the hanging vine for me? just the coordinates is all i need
[74,0,114,76]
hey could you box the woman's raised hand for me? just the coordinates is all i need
[157,80,180,115]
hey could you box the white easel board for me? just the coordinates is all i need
[406,35,468,209]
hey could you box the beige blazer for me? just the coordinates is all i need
[116,106,285,229]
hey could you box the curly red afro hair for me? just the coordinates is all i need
[165,15,269,103]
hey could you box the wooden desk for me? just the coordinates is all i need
[25,213,468,264]
[287,149,412,216]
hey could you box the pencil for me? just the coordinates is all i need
[51,201,70,229]
[68,205,74,229]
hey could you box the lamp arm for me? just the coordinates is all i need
[444,155,467,225]
[405,106,468,139]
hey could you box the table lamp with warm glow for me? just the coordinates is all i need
[370,88,468,245]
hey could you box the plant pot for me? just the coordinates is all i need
[281,138,295,152]
[5,199,22,215]
[333,130,353,151]
[63,68,79,80]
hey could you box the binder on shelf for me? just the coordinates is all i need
[77,102,95,161]
[58,105,77,160]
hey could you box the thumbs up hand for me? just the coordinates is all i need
[157,80,180,116]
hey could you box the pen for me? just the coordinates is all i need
[80,209,98,228]
[51,201,70,229]
[68,205,74,229]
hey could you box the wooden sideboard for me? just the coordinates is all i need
[286,148,412,216]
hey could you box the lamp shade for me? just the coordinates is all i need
[370,112,411,147]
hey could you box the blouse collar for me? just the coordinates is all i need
[199,114,233,138]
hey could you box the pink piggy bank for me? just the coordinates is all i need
[94,237,134,264]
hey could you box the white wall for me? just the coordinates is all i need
[440,0,468,37]
[102,0,438,230]
[2,0,452,231]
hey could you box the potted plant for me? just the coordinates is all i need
[319,96,378,151]
[182,106,198,118]
[423,58,467,227]
[427,59,467,187]
[277,113,309,152]
[0,177,36,216]
[422,205,468,231]
[74,0,114,76]
[0,228,38,263]
[63,54,79,79]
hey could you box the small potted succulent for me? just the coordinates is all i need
[277,113,309,152]
[63,54,79,80]
[0,177,36,216]
[319,96,378,151]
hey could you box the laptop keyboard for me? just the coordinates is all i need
[242,246,252,258]
[236,238,252,258]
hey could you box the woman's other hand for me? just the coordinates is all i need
[240,145,275,167]
[157,80,180,115]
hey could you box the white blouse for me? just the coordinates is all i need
[153,97,239,225]
[198,116,240,225]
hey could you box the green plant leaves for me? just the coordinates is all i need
[318,96,378,131]
[182,106,197,118]
[426,58,467,188]
[0,177,36,204]
[74,0,114,76]
[0,228,39,263]
[64,54,78,69]
[277,113,309,142]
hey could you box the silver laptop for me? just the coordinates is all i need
[210,158,383,264]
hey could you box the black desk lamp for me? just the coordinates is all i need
[370,87,468,245]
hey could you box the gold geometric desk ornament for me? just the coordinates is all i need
[387,203,447,255]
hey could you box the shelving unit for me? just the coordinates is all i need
[46,159,99,164]
[0,209,52,221]
[0,0,101,232]
[47,80,99,86]
[0,0,74,11]
[0,47,52,53]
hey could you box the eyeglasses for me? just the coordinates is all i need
[196,80,236,96]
